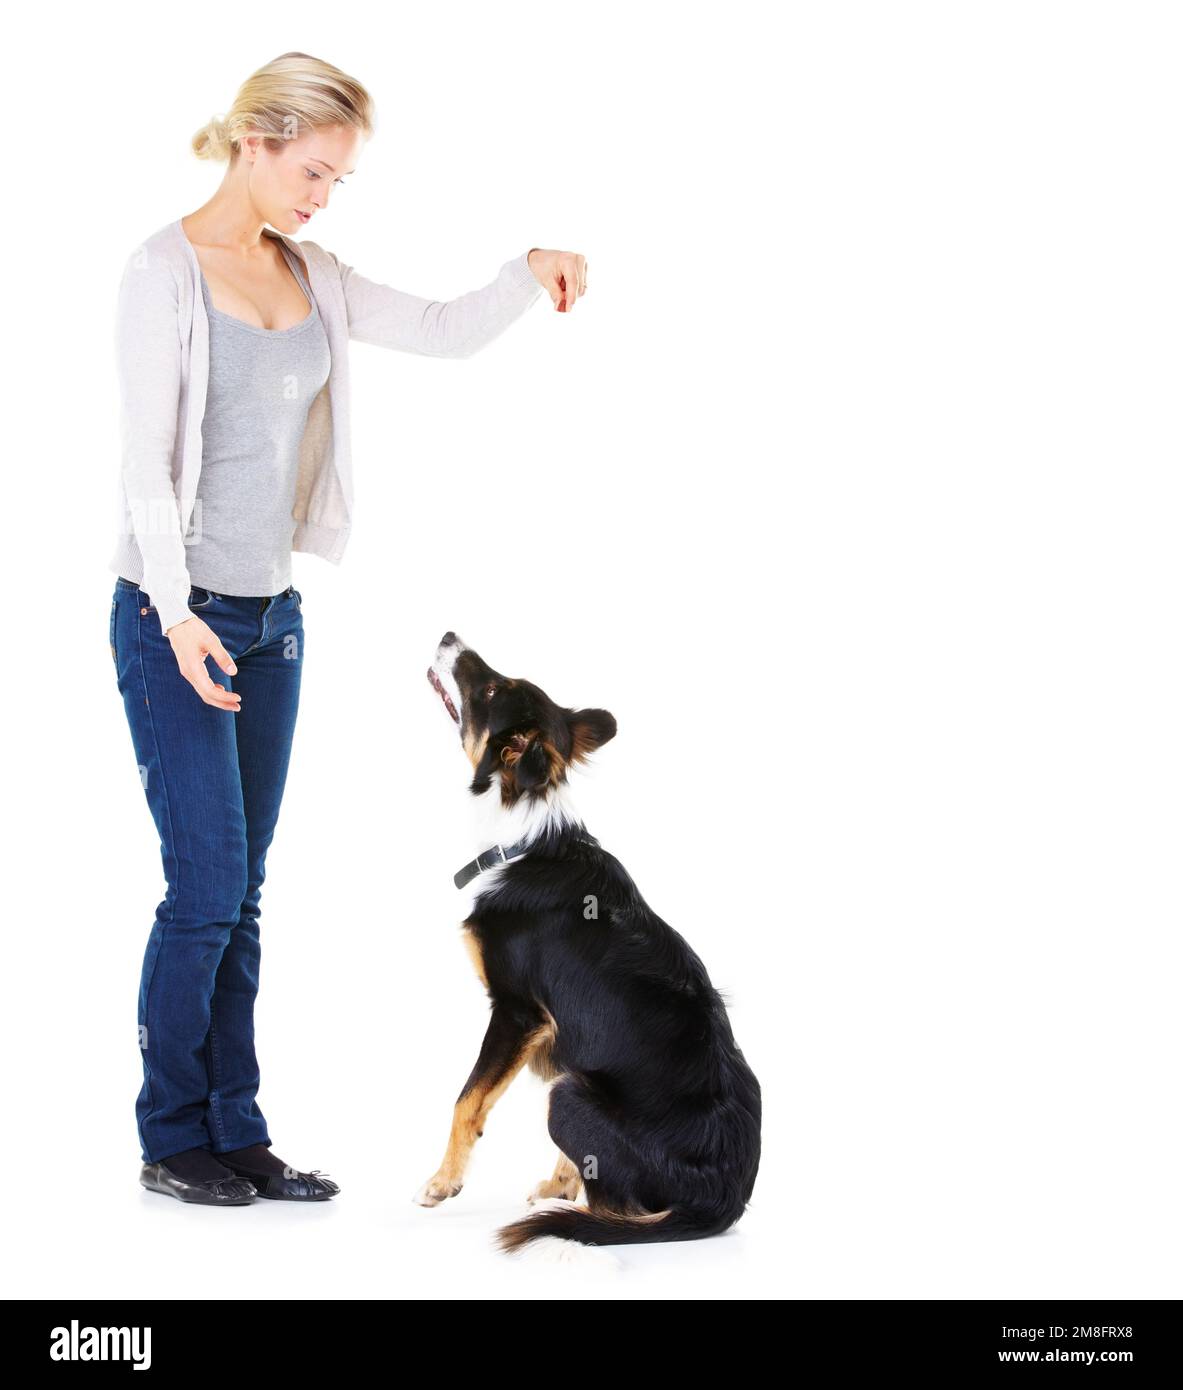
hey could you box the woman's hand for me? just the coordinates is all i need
[526,248,588,312]
[165,617,242,711]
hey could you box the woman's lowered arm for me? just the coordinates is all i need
[113,248,195,635]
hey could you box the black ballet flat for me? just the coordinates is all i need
[218,1161,340,1201]
[140,1160,258,1206]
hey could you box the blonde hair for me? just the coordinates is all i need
[191,51,374,162]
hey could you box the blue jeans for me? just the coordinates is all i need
[109,575,304,1164]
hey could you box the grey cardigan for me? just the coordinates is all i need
[110,219,543,633]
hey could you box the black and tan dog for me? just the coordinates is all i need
[416,632,761,1251]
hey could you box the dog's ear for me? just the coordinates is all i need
[500,730,553,794]
[568,708,617,763]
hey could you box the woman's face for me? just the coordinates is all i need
[242,123,367,235]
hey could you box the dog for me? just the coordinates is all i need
[416,632,761,1251]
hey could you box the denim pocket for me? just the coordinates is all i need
[137,585,216,616]
[109,595,118,665]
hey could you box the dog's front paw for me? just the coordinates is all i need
[527,1175,580,1204]
[413,1173,463,1207]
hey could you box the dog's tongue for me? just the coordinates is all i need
[427,667,460,723]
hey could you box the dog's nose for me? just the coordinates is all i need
[440,631,458,646]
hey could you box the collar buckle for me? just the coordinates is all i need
[453,823,597,891]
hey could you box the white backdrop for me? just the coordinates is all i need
[3,0,1179,1300]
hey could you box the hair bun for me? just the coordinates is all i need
[190,53,374,164]
[192,113,232,161]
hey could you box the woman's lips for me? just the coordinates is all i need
[295,210,312,223]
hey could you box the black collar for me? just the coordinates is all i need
[454,824,598,889]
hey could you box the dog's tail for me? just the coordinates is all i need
[494,1199,735,1253]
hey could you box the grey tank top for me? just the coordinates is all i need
[186,239,331,597]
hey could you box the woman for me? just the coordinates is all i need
[108,51,587,1206]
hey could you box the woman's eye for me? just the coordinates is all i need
[304,169,346,185]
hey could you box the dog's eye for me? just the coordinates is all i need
[484,682,497,701]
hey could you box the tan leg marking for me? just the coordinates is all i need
[414,1011,558,1208]
[525,1004,561,1080]
[461,924,488,990]
[528,1149,583,1204]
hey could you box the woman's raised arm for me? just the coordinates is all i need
[322,245,545,357]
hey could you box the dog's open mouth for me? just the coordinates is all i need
[427,666,460,724]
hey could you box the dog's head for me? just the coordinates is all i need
[427,632,616,801]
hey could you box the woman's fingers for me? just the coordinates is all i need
[533,249,589,311]
[559,252,582,311]
[208,635,238,677]
[188,660,241,710]
[168,620,242,709]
